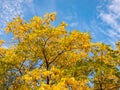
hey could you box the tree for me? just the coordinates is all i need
[89,43,120,90]
[0,12,120,90]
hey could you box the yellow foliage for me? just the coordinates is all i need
[1,12,120,90]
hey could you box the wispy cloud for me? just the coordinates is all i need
[0,0,33,35]
[98,0,120,44]
[70,22,79,27]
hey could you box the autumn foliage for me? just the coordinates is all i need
[0,12,120,90]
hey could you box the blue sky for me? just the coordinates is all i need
[0,0,120,48]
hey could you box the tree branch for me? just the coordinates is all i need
[109,85,120,90]
[49,50,65,65]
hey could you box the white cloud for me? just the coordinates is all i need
[63,12,78,22]
[0,0,33,34]
[70,22,79,27]
[98,0,120,45]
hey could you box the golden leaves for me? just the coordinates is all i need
[4,16,30,39]
[2,12,120,90]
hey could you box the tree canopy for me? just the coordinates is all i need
[0,12,120,90]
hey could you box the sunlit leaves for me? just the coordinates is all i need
[1,12,120,90]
